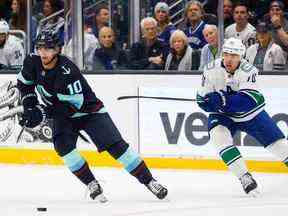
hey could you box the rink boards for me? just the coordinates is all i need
[0,73,288,173]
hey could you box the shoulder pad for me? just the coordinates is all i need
[239,59,258,74]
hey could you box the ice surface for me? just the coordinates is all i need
[0,164,287,216]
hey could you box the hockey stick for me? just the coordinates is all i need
[117,96,196,102]
[78,132,90,143]
[16,126,25,143]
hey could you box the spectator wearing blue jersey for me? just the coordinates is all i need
[181,0,207,50]
[199,24,220,70]
[154,2,176,45]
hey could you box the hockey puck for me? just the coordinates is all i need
[37,207,47,211]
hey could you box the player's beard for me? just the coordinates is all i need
[0,38,6,48]
[41,53,58,69]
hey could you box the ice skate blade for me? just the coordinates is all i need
[247,189,260,198]
[93,193,108,203]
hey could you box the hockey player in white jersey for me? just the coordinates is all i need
[197,37,288,196]
[0,20,24,68]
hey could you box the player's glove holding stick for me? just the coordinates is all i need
[197,90,228,112]
[19,105,47,128]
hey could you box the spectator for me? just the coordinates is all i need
[246,21,286,71]
[93,26,128,70]
[199,24,220,70]
[9,0,26,31]
[225,2,256,48]
[180,0,207,50]
[154,2,176,45]
[0,19,24,69]
[9,0,38,47]
[63,23,100,71]
[224,0,234,28]
[92,4,109,38]
[264,1,288,53]
[37,0,64,45]
[129,17,169,70]
[164,30,200,71]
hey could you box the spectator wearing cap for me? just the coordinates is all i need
[265,0,288,53]
[164,30,200,71]
[199,24,220,70]
[180,0,207,50]
[129,17,169,70]
[246,21,286,71]
[225,2,256,48]
[154,2,176,45]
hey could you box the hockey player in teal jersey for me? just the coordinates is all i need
[17,29,168,201]
[197,37,288,196]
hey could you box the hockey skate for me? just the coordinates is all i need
[145,179,168,200]
[239,172,259,197]
[87,180,108,203]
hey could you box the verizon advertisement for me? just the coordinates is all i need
[139,87,288,160]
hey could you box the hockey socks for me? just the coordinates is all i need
[266,139,288,167]
[62,149,95,185]
[107,142,153,184]
[210,126,248,178]
[116,146,153,184]
[220,145,248,178]
[72,162,96,185]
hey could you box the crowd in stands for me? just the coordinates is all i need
[0,0,288,72]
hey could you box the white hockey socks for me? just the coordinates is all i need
[210,125,248,178]
[266,139,288,166]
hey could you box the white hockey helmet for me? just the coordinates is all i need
[0,20,9,34]
[222,37,246,58]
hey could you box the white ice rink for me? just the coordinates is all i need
[0,164,287,216]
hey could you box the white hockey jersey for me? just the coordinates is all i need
[0,35,24,67]
[198,58,265,122]
[225,23,256,48]
[245,41,286,71]
[63,33,100,71]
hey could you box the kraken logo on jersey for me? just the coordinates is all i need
[62,65,71,75]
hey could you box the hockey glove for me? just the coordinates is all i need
[19,105,47,128]
[21,93,38,109]
[197,93,214,112]
[202,91,227,112]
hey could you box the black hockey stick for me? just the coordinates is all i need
[78,132,90,143]
[117,96,196,102]
[16,125,26,143]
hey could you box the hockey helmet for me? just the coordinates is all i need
[35,29,61,49]
[0,20,9,34]
[222,37,246,58]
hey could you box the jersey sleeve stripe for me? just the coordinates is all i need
[57,93,84,110]
[17,71,34,85]
[239,89,265,106]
